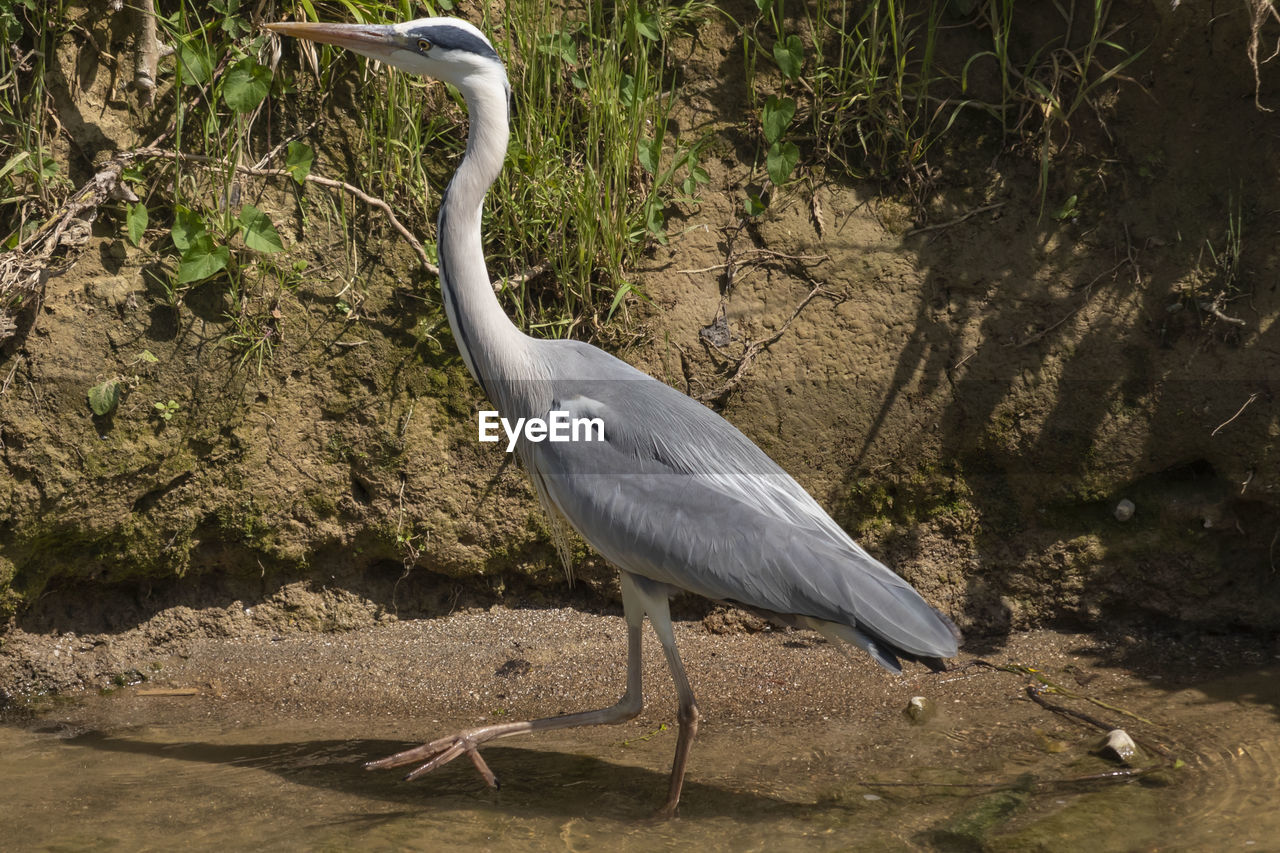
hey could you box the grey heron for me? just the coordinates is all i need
[265,16,959,817]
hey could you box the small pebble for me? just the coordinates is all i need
[1094,728,1139,763]
[904,695,935,723]
[1114,498,1136,522]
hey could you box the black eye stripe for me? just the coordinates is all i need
[405,24,499,61]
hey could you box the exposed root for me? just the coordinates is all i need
[127,147,436,274]
[1248,0,1280,111]
[1199,295,1248,328]
[133,0,167,108]
[0,159,138,346]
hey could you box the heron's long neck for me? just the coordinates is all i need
[438,70,535,411]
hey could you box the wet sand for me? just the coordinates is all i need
[3,607,1279,849]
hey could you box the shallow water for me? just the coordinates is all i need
[3,661,1279,851]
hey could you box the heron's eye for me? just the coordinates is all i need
[417,38,432,52]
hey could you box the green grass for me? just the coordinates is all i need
[0,0,70,248]
[275,0,711,337]
[0,0,1151,360]
[486,0,711,334]
[740,0,1141,210]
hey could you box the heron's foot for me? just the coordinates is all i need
[651,800,680,821]
[365,728,504,787]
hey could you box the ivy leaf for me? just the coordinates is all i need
[634,10,660,41]
[619,74,638,108]
[681,160,710,196]
[537,30,578,66]
[637,137,661,174]
[175,36,213,85]
[766,140,800,186]
[643,198,667,243]
[222,57,272,113]
[238,204,284,253]
[744,192,767,217]
[125,201,148,247]
[285,141,313,185]
[87,380,121,416]
[761,95,796,145]
[177,234,230,284]
[773,35,804,79]
[171,205,205,253]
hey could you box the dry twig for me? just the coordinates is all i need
[905,202,1005,237]
[696,284,835,404]
[1211,392,1259,436]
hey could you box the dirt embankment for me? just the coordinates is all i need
[2,3,1279,698]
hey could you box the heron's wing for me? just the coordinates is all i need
[523,345,958,666]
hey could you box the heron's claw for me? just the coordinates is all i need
[366,731,501,788]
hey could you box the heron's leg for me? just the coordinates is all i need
[366,575,648,786]
[638,585,701,819]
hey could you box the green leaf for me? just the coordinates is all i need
[744,192,766,217]
[537,30,578,66]
[753,0,773,10]
[125,202,148,247]
[607,281,635,321]
[761,95,796,145]
[634,10,660,41]
[637,137,661,174]
[138,349,159,363]
[171,205,205,253]
[1052,194,1079,221]
[0,151,29,182]
[619,74,638,108]
[285,141,313,185]
[87,380,120,416]
[773,35,804,79]
[222,57,272,113]
[238,204,284,253]
[177,234,230,284]
[766,140,800,186]
[643,198,667,243]
[175,37,213,85]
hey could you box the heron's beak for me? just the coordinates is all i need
[263,21,401,63]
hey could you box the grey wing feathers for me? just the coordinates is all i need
[524,341,959,668]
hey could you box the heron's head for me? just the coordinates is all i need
[265,16,505,91]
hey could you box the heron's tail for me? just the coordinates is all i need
[803,610,961,674]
